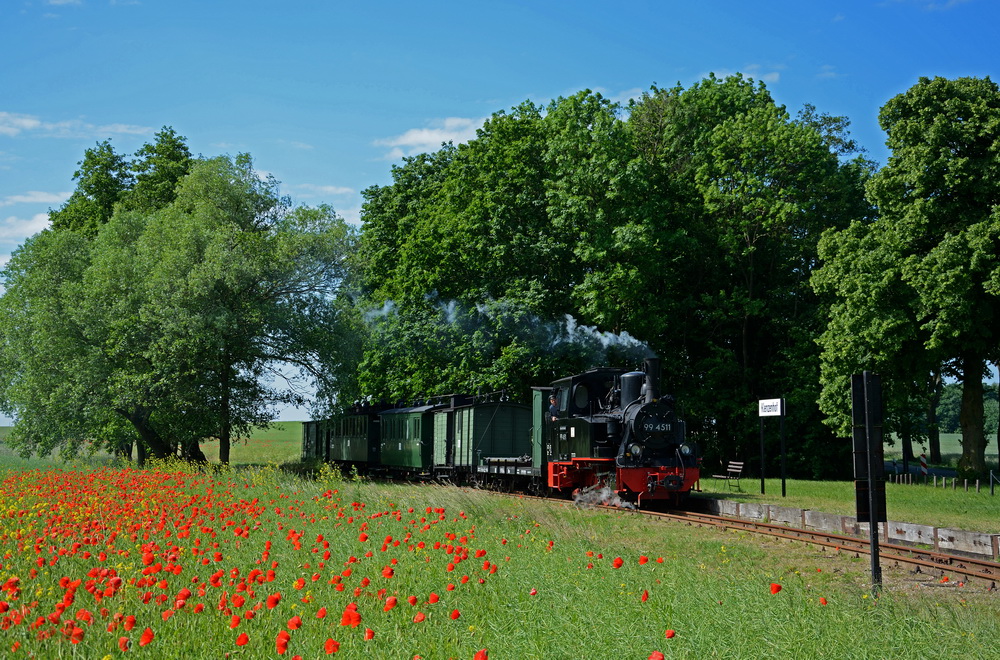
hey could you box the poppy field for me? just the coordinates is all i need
[0,463,997,659]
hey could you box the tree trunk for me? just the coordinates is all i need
[901,427,914,465]
[927,369,943,463]
[115,438,134,463]
[958,353,988,479]
[182,438,209,463]
[219,359,232,465]
[120,407,172,468]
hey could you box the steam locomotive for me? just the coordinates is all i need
[302,358,700,507]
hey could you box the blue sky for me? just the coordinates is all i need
[2,0,997,420]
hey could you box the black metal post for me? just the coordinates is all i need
[780,403,786,498]
[759,417,765,495]
[863,372,883,595]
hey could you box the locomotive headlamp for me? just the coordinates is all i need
[629,443,643,458]
[679,443,693,456]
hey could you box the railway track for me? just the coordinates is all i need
[519,491,1000,591]
[646,508,999,590]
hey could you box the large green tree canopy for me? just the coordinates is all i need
[0,148,357,465]
[356,76,871,477]
[814,76,1000,478]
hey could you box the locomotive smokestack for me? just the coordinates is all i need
[644,358,661,403]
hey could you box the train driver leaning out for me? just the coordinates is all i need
[549,393,559,422]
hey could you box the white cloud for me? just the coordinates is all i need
[0,213,50,241]
[884,0,971,9]
[817,65,844,80]
[294,184,354,197]
[609,87,645,105]
[743,64,781,84]
[0,111,152,139]
[701,66,782,86]
[1,190,71,207]
[338,204,362,227]
[374,117,484,159]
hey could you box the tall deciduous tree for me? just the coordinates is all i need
[0,154,357,465]
[815,76,1000,478]
[355,78,869,478]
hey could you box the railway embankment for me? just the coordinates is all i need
[687,496,1000,560]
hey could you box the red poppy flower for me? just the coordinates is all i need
[139,627,154,647]
[639,555,649,565]
[770,583,782,595]
[474,650,488,660]
[317,606,327,619]
[649,652,665,660]
[450,609,460,620]
[381,566,394,578]
[384,596,398,612]
[324,638,340,654]
[69,626,85,644]
[236,632,249,646]
[230,614,240,629]
[612,557,624,569]
[407,595,418,606]
[276,630,291,655]
[288,615,302,630]
[124,615,136,631]
[267,593,282,609]
[340,606,361,628]
[819,597,828,606]
[364,628,375,640]
[665,629,676,639]
[413,612,426,622]
[428,592,440,604]
[118,636,129,652]
[641,590,649,602]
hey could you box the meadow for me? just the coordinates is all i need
[884,432,999,468]
[0,462,997,659]
[0,423,304,470]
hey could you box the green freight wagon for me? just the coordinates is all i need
[301,419,330,462]
[380,403,447,472]
[429,395,472,479]
[454,400,531,468]
[330,411,382,467]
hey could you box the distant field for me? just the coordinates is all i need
[884,432,999,467]
[200,421,302,464]
[0,422,303,468]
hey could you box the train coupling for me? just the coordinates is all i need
[647,474,683,492]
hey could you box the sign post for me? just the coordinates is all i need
[758,398,785,496]
[851,372,886,595]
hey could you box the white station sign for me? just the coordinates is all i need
[758,398,784,417]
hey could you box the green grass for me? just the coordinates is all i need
[199,421,303,464]
[696,477,1000,533]
[0,422,304,469]
[0,468,996,659]
[885,432,999,467]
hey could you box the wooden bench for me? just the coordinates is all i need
[712,461,744,491]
